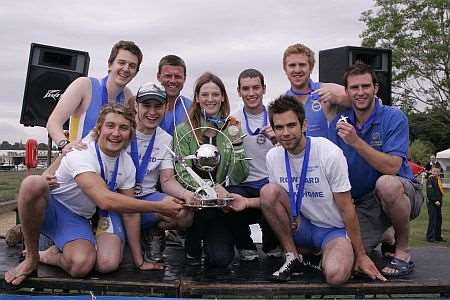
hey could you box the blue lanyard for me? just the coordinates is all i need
[243,107,268,135]
[289,80,320,101]
[101,76,124,106]
[95,143,120,191]
[130,132,156,184]
[284,137,311,218]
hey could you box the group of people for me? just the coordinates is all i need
[5,40,423,287]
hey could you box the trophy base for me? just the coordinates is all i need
[184,197,233,208]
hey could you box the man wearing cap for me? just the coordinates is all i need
[130,83,195,263]
[157,55,192,136]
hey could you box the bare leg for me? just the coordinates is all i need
[40,240,96,277]
[5,176,48,285]
[260,183,298,255]
[96,233,123,273]
[376,175,411,274]
[321,238,354,286]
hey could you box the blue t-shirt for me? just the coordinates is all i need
[329,100,415,199]
[159,96,192,136]
[286,80,332,138]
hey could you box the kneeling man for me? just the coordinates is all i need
[229,95,384,284]
[5,104,182,286]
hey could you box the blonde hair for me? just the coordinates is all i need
[283,43,315,69]
[91,103,136,146]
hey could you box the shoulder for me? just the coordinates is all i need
[156,127,173,142]
[379,105,407,122]
[267,145,283,158]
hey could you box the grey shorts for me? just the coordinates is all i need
[354,176,424,252]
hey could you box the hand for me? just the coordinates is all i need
[158,196,183,218]
[261,126,277,145]
[227,193,248,212]
[43,174,59,190]
[336,121,359,146]
[214,184,230,199]
[136,260,164,270]
[354,254,386,281]
[61,140,87,155]
[312,87,334,104]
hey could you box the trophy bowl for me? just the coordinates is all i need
[193,144,221,172]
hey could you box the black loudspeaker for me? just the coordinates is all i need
[20,43,90,129]
[319,46,392,105]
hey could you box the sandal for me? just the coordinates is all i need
[381,257,414,278]
[4,267,37,290]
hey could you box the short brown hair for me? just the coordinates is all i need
[269,95,305,128]
[343,62,378,88]
[283,43,315,69]
[108,40,143,72]
[91,103,136,147]
[158,54,186,76]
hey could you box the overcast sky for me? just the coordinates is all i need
[0,0,375,143]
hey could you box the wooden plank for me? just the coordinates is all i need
[1,239,449,297]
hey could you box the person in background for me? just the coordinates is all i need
[425,166,445,242]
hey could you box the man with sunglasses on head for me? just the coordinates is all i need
[4,104,183,286]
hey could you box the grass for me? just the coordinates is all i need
[410,190,449,247]
[0,170,448,248]
[0,169,42,202]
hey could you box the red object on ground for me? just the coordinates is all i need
[25,139,38,169]
[408,160,425,177]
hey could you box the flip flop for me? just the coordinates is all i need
[381,257,414,278]
[4,267,37,290]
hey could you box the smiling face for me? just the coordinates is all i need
[272,110,307,155]
[108,49,139,87]
[135,100,166,134]
[157,65,186,100]
[97,112,132,156]
[284,53,313,90]
[345,73,378,113]
[196,81,224,116]
[238,76,266,112]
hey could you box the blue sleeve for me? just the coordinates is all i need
[382,109,409,159]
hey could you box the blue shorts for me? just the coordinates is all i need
[293,217,347,251]
[41,196,96,250]
[139,192,166,230]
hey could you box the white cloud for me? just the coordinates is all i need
[0,0,374,143]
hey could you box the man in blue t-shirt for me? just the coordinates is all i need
[283,43,350,138]
[156,55,192,136]
[332,63,423,278]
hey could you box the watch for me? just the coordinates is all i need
[57,139,70,152]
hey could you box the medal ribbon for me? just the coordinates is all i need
[284,137,311,218]
[243,107,268,136]
[95,143,120,191]
[130,132,156,185]
[101,76,124,106]
[288,80,320,101]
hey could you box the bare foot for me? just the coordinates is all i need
[39,245,61,266]
[5,258,37,286]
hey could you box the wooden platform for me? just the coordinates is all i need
[1,239,449,298]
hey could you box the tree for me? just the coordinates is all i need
[360,0,449,116]
[408,107,450,152]
[409,139,435,165]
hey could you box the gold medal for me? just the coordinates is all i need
[97,216,110,232]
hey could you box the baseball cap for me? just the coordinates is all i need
[136,82,166,103]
